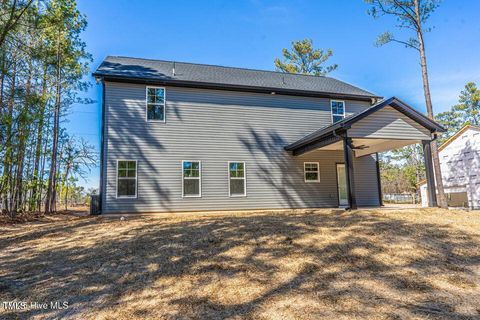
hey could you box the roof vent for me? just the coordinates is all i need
[172,61,176,77]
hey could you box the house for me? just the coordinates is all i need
[420,125,480,209]
[92,56,445,214]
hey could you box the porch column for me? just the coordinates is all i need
[343,137,357,209]
[375,153,383,206]
[422,140,438,207]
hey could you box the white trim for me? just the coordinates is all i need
[304,162,320,183]
[182,160,202,198]
[116,159,138,199]
[331,100,345,124]
[146,86,166,122]
[336,163,348,206]
[228,161,247,197]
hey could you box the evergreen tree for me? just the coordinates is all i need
[0,0,93,217]
[436,82,480,141]
[274,39,337,76]
[366,0,448,208]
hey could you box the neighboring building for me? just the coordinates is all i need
[93,56,445,214]
[420,125,480,209]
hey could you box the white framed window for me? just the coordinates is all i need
[331,100,345,124]
[304,162,320,182]
[182,160,201,197]
[228,161,246,197]
[116,160,137,198]
[146,86,166,121]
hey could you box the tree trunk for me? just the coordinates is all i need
[64,176,69,211]
[24,141,34,211]
[45,31,62,213]
[45,81,60,213]
[31,67,47,211]
[0,49,5,110]
[12,57,33,212]
[414,0,447,208]
[2,52,17,215]
[38,113,51,212]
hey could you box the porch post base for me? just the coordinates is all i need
[422,140,438,207]
[343,137,357,210]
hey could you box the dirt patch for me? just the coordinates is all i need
[0,208,479,319]
[0,206,89,225]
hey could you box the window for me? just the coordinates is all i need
[331,100,345,123]
[146,87,165,121]
[304,162,320,182]
[229,162,246,196]
[182,161,201,197]
[117,160,137,198]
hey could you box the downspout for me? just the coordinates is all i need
[98,79,106,214]
[375,153,383,206]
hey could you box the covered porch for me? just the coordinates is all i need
[285,97,446,209]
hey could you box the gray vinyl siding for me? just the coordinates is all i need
[348,106,432,140]
[102,82,379,213]
[354,154,380,207]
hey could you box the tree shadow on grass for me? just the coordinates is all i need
[1,210,479,319]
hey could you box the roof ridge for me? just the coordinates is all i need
[107,55,369,87]
[97,55,380,98]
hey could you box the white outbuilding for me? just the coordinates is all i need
[420,125,480,209]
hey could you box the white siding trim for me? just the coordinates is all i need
[116,159,138,199]
[331,100,345,124]
[304,162,320,183]
[182,160,202,198]
[145,86,166,122]
[228,161,247,197]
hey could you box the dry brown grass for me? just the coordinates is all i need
[1,208,479,319]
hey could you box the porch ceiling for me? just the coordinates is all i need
[314,138,419,157]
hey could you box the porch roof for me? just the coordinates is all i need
[285,97,446,157]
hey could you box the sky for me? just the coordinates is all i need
[68,0,480,190]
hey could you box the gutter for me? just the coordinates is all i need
[98,80,106,215]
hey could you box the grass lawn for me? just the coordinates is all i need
[1,208,480,319]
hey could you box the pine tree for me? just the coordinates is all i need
[366,0,448,208]
[274,39,338,76]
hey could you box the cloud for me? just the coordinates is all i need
[242,0,296,25]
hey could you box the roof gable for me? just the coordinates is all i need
[348,106,432,140]
[438,125,480,152]
[285,97,445,152]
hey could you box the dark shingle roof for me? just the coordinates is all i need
[93,56,380,99]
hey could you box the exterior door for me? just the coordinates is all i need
[336,164,348,206]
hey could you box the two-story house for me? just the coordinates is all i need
[93,56,445,214]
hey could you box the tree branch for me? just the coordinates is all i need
[390,37,420,51]
[392,0,421,30]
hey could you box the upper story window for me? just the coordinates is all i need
[117,160,137,198]
[229,162,246,197]
[182,161,201,197]
[146,87,165,121]
[331,100,345,124]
